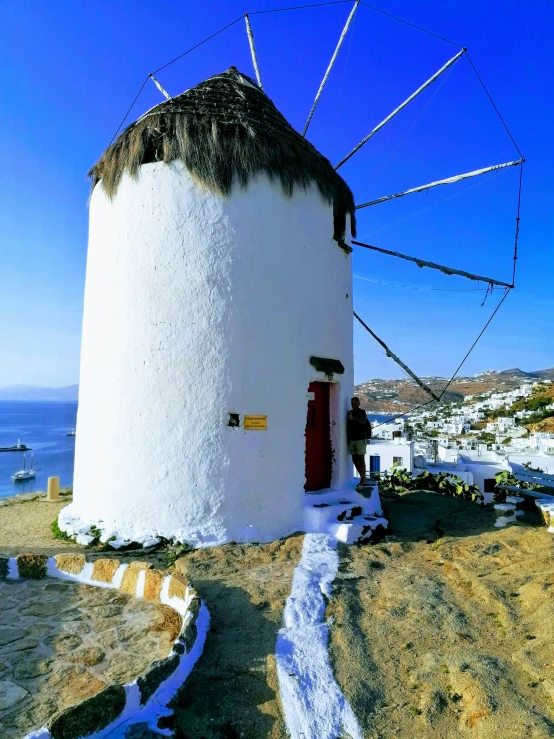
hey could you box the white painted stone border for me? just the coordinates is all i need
[276,533,362,739]
[2,554,207,739]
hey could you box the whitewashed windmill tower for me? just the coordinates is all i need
[60,67,357,546]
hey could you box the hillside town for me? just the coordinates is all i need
[367,378,554,502]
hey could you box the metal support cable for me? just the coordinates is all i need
[465,52,523,159]
[302,0,360,136]
[352,240,513,288]
[437,288,511,399]
[369,288,511,427]
[354,312,442,402]
[512,164,523,287]
[107,76,150,147]
[359,1,463,47]
[152,16,244,74]
[249,0,352,14]
[371,399,437,429]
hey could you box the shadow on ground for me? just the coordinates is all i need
[165,535,303,739]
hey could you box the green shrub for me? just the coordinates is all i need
[51,518,71,541]
[493,469,539,502]
[17,553,47,579]
[375,468,483,503]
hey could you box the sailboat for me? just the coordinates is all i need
[12,453,37,481]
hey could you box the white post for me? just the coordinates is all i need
[356,158,524,209]
[302,0,359,137]
[244,14,263,89]
[334,48,466,170]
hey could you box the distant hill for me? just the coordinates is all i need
[355,367,554,414]
[0,385,79,401]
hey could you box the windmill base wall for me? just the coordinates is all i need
[61,163,354,546]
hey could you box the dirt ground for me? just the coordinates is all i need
[0,497,81,557]
[328,491,554,739]
[166,535,303,739]
[5,493,554,738]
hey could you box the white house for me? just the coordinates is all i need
[496,416,516,433]
[60,68,357,547]
[372,421,404,440]
[365,439,415,475]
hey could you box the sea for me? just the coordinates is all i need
[0,401,77,500]
[0,404,396,500]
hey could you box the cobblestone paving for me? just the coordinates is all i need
[0,579,174,738]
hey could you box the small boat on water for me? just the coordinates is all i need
[0,438,31,453]
[66,429,76,437]
[12,453,37,481]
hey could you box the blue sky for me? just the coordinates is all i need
[0,0,552,387]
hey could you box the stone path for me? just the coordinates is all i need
[0,578,175,738]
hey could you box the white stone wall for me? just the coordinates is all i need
[64,163,353,546]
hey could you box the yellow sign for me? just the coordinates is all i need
[244,415,267,430]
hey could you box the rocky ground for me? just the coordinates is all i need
[328,491,554,738]
[0,578,174,737]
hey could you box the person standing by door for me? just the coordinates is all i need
[347,397,372,491]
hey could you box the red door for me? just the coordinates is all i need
[305,382,331,491]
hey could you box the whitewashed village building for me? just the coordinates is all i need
[60,68,358,546]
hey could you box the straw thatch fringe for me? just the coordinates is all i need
[89,68,356,241]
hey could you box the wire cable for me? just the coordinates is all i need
[465,53,523,159]
[359,1,463,48]
[107,76,150,147]
[250,0,352,14]
[438,287,511,399]
[511,164,523,287]
[360,286,511,427]
[371,399,436,429]
[152,16,244,74]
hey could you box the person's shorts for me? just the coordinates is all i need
[348,440,368,455]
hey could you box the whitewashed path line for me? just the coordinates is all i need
[276,533,363,739]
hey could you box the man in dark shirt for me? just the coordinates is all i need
[347,397,372,491]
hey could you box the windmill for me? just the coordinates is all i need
[59,1,523,547]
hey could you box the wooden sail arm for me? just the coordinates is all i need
[352,240,513,288]
[356,158,524,209]
[149,74,171,100]
[354,312,442,402]
[334,48,466,170]
[302,0,360,137]
[244,15,263,89]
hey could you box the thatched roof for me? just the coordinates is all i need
[89,67,356,241]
